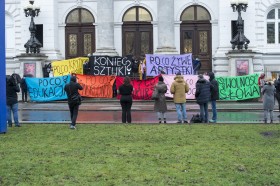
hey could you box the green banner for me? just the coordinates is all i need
[216,74,260,100]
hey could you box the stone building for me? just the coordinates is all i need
[5,0,280,78]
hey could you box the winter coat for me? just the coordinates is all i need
[262,84,275,110]
[154,81,167,112]
[208,72,219,101]
[170,75,189,103]
[64,76,83,104]
[195,78,211,104]
[119,84,133,102]
[6,76,20,106]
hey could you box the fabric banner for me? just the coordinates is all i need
[116,76,159,100]
[89,56,133,76]
[76,74,116,98]
[52,57,89,77]
[145,54,194,76]
[216,74,260,100]
[25,75,70,102]
[162,74,208,99]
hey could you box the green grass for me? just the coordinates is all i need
[1,124,280,186]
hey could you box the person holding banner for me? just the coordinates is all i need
[195,74,211,123]
[6,75,21,127]
[262,79,276,123]
[118,76,134,123]
[138,59,146,80]
[170,72,190,123]
[154,76,168,123]
[64,76,83,129]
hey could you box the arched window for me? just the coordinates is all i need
[122,7,153,59]
[65,8,95,59]
[267,8,280,44]
[180,5,212,73]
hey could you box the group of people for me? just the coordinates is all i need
[116,72,220,125]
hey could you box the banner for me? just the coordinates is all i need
[216,74,260,100]
[116,76,159,100]
[26,75,70,102]
[145,54,194,76]
[162,74,209,99]
[89,56,133,76]
[76,74,116,98]
[52,57,89,77]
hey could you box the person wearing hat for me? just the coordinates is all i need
[153,76,168,123]
[195,74,211,123]
[170,72,189,123]
[262,78,275,123]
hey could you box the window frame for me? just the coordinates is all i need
[266,8,280,45]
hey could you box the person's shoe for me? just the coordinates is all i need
[176,120,182,123]
[270,120,273,124]
[164,120,167,124]
[70,125,76,129]
[264,119,267,124]
[8,124,12,127]
[159,121,162,124]
[209,119,216,123]
[15,124,21,127]
[184,121,188,124]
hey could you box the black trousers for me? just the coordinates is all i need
[22,89,28,102]
[276,93,280,112]
[120,98,132,123]
[68,102,80,126]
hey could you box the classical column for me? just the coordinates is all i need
[94,0,118,56]
[155,0,177,54]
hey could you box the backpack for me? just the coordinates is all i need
[190,114,202,123]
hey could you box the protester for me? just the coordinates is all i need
[6,75,21,127]
[170,72,189,123]
[258,73,266,101]
[20,76,28,102]
[274,74,280,117]
[138,59,146,80]
[64,76,83,129]
[118,76,134,123]
[154,76,168,123]
[262,79,275,123]
[208,72,219,123]
[195,74,211,123]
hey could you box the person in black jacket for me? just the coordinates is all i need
[64,75,83,129]
[6,75,21,127]
[195,74,211,123]
[208,72,219,123]
[118,76,134,123]
[20,77,28,102]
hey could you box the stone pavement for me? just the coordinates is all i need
[17,99,280,124]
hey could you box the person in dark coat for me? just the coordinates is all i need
[262,79,275,123]
[64,76,83,129]
[6,75,21,127]
[20,77,28,102]
[208,72,219,123]
[154,76,168,123]
[118,76,134,123]
[274,75,280,117]
[195,74,211,123]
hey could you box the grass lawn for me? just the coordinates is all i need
[0,124,280,186]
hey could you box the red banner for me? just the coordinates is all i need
[116,76,159,100]
[76,74,116,98]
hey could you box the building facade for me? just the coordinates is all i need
[5,0,280,78]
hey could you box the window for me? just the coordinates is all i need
[181,5,211,21]
[267,8,280,44]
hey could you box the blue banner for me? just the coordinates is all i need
[26,75,70,102]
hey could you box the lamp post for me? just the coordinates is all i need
[230,0,250,50]
[24,0,42,54]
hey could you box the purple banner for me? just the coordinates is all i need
[145,54,194,76]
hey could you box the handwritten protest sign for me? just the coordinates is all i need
[52,57,88,77]
[76,74,116,98]
[89,56,133,76]
[162,74,208,99]
[116,76,159,100]
[25,75,70,102]
[146,54,194,76]
[216,74,260,100]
